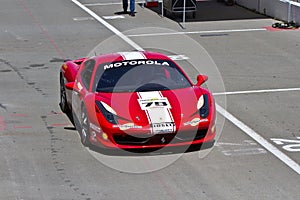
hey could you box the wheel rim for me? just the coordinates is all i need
[60,78,67,109]
[81,110,88,143]
[61,88,66,107]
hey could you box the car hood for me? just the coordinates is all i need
[95,87,203,126]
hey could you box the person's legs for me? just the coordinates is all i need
[129,0,135,15]
[122,0,128,12]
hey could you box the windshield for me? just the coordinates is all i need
[93,59,191,92]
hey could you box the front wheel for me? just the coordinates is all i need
[59,74,69,113]
[80,106,91,147]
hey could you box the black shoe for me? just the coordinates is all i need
[129,12,135,17]
[123,10,128,14]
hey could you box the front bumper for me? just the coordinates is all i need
[90,123,216,150]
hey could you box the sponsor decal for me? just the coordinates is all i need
[113,123,142,130]
[62,64,68,71]
[151,122,174,128]
[90,123,101,132]
[137,91,175,134]
[104,60,169,70]
[138,97,171,110]
[153,128,174,134]
[184,118,208,126]
[77,82,83,91]
[151,122,175,134]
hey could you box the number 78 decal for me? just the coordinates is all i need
[271,137,300,152]
[138,97,171,110]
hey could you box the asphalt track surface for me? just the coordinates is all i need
[1,0,300,199]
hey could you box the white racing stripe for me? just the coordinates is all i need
[167,54,189,61]
[71,0,300,174]
[119,52,146,60]
[138,91,175,134]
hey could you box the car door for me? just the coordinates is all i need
[72,59,96,119]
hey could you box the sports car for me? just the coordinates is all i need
[59,51,216,150]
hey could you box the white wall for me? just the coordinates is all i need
[236,0,300,24]
[291,4,300,23]
[259,0,288,21]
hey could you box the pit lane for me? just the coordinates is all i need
[0,0,299,199]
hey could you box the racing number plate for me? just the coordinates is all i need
[151,122,175,134]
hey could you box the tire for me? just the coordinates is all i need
[59,74,69,113]
[80,106,90,147]
[163,8,166,17]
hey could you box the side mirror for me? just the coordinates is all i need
[196,75,208,86]
[65,82,75,90]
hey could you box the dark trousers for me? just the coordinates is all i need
[122,0,128,12]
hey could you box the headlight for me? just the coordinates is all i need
[197,94,209,118]
[95,101,118,124]
[197,95,204,109]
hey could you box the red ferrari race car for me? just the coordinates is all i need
[59,51,216,151]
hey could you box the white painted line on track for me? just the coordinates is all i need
[84,2,122,6]
[71,0,143,51]
[271,137,300,152]
[214,87,300,96]
[216,140,267,156]
[84,1,145,6]
[103,15,125,20]
[73,17,94,21]
[71,0,300,175]
[217,104,300,174]
[127,28,266,37]
[221,148,267,156]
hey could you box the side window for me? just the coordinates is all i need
[81,59,95,90]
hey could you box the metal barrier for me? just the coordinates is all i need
[150,0,193,29]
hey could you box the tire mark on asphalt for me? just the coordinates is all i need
[0,58,26,81]
[0,69,12,72]
[29,64,45,68]
[0,103,7,111]
[0,58,47,96]
[50,58,65,63]
[41,115,92,200]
